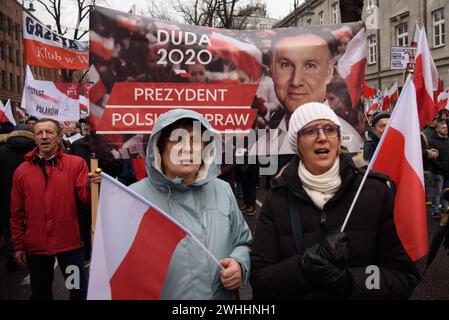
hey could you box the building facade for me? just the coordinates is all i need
[0,0,58,115]
[274,0,448,92]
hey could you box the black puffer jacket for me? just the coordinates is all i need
[428,133,449,176]
[0,131,35,223]
[250,154,420,299]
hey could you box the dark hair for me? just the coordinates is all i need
[34,118,62,135]
[436,120,447,128]
[26,116,38,123]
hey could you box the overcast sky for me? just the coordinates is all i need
[28,0,302,40]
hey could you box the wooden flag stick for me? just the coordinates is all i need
[90,157,100,242]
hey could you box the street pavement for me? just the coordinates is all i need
[1,177,448,300]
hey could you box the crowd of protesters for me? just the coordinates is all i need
[0,102,449,300]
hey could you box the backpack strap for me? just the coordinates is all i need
[288,190,305,254]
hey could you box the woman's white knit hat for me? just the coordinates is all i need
[288,102,341,154]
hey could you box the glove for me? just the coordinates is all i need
[319,231,350,265]
[300,232,352,296]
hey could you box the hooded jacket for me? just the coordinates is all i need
[0,130,35,223]
[129,109,252,300]
[250,154,420,299]
[10,148,90,255]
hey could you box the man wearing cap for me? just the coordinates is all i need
[250,102,419,299]
[363,112,390,161]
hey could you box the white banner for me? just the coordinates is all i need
[22,78,80,121]
[390,47,418,70]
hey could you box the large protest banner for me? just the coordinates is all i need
[89,6,366,159]
[23,12,88,69]
[22,78,80,121]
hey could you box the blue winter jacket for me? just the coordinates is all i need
[129,109,253,300]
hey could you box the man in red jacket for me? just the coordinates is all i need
[10,118,101,300]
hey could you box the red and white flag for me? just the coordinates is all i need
[370,76,428,261]
[209,32,262,81]
[381,88,391,111]
[414,29,439,128]
[88,174,218,299]
[365,100,379,115]
[336,29,366,109]
[90,31,115,61]
[0,99,16,126]
[411,23,421,48]
[435,88,449,110]
[388,81,398,105]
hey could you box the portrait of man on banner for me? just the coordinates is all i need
[88,6,365,160]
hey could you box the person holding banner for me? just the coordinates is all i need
[129,109,252,299]
[10,118,102,300]
[250,102,420,299]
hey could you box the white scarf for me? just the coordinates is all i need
[298,157,341,210]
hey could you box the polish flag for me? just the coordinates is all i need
[388,82,398,105]
[365,100,379,115]
[0,100,16,126]
[435,88,449,110]
[79,95,89,113]
[382,88,391,111]
[209,32,262,81]
[336,29,366,109]
[90,31,115,61]
[411,23,421,47]
[370,76,428,261]
[414,29,439,128]
[88,174,189,299]
[16,106,26,120]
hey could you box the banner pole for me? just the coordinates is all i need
[90,154,100,242]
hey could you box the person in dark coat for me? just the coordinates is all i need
[0,124,35,271]
[363,112,390,161]
[428,120,449,219]
[69,118,123,261]
[250,102,420,299]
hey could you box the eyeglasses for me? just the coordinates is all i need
[298,124,340,141]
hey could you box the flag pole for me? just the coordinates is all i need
[341,75,414,232]
[90,154,100,242]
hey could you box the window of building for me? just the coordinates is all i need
[433,9,445,47]
[9,73,13,91]
[15,23,20,40]
[0,42,4,60]
[17,75,20,93]
[307,18,312,26]
[331,2,339,24]
[8,45,13,63]
[368,35,377,64]
[396,23,408,47]
[1,71,5,89]
[16,49,19,66]
[319,11,324,25]
[0,12,4,31]
[7,17,12,35]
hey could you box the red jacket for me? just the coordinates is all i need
[10,148,90,255]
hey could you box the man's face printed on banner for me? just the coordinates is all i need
[271,34,335,114]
